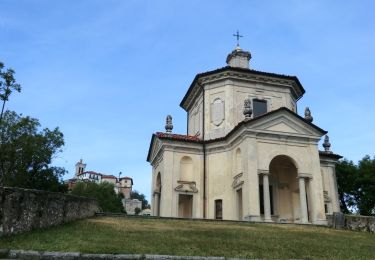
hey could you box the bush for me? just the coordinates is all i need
[134,207,141,215]
[71,181,124,213]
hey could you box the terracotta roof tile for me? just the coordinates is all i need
[155,132,202,142]
[101,174,117,179]
[120,177,132,180]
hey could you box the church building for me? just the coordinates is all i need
[147,43,342,225]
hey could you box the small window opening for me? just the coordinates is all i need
[253,99,267,117]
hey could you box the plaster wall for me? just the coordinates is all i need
[206,151,236,220]
[171,151,203,218]
[198,79,297,140]
[187,93,203,138]
[320,159,341,213]
[152,148,204,218]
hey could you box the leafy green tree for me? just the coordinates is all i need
[0,62,21,123]
[356,156,375,215]
[130,190,149,209]
[71,181,124,213]
[336,155,375,215]
[336,159,358,214]
[134,207,141,215]
[0,110,66,191]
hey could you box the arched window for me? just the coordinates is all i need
[180,156,193,181]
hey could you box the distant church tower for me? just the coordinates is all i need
[75,159,86,177]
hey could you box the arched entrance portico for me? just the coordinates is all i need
[259,155,310,223]
[270,155,300,222]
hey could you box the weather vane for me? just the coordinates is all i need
[233,30,243,47]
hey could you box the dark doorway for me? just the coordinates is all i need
[178,194,193,218]
[215,199,223,220]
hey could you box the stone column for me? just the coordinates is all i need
[262,172,272,222]
[298,176,308,223]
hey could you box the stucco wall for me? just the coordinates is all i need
[199,80,296,140]
[0,187,100,237]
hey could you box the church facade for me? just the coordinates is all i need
[147,46,342,225]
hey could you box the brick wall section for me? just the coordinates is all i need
[0,187,100,237]
[328,212,375,233]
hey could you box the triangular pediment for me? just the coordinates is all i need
[265,122,300,133]
[245,109,326,137]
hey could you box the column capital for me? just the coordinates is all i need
[258,169,270,176]
[298,173,313,179]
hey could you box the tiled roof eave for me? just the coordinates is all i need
[147,108,328,162]
[155,132,202,143]
[319,151,343,160]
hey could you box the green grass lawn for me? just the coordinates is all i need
[1,216,374,259]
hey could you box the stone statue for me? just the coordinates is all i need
[165,115,173,133]
[304,107,313,123]
[243,98,252,119]
[323,135,332,153]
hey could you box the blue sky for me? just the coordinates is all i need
[1,0,374,200]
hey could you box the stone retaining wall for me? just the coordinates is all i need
[0,249,234,260]
[327,212,375,233]
[0,187,100,237]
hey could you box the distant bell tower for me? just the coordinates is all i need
[75,159,86,176]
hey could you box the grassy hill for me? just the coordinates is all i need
[1,216,374,259]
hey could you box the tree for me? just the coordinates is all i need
[0,62,21,123]
[0,110,66,191]
[130,190,149,209]
[336,155,375,215]
[71,182,124,213]
[336,159,358,214]
[356,156,375,215]
[134,207,141,215]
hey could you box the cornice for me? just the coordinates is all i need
[181,67,305,111]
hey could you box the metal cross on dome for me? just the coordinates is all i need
[233,30,243,46]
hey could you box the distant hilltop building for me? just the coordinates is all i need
[147,43,342,225]
[66,159,133,199]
